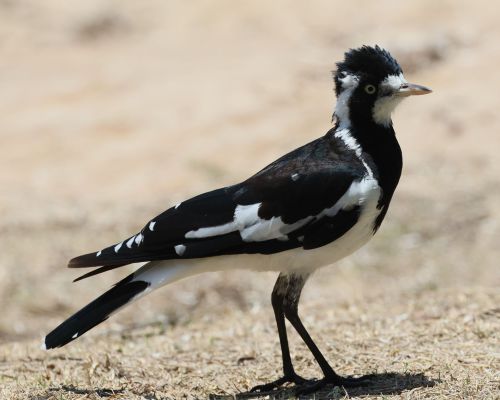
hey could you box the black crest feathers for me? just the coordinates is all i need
[334,46,402,94]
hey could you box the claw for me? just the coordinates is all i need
[250,372,308,393]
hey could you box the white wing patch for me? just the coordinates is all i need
[149,221,156,231]
[185,220,237,239]
[174,244,186,256]
[234,203,261,229]
[185,203,258,239]
[135,233,144,245]
[114,241,123,253]
[124,233,145,249]
[240,214,313,242]
[185,203,312,242]
[323,177,379,218]
[126,237,135,249]
[184,175,377,245]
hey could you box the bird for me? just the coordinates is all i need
[44,45,431,394]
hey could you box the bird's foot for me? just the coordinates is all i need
[250,372,308,393]
[294,373,371,395]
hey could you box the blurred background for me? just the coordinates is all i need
[0,0,498,355]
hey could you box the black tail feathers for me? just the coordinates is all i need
[43,275,149,349]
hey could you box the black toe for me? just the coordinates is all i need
[249,372,308,393]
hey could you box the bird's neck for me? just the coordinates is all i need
[333,115,403,207]
[351,118,403,231]
[356,121,402,183]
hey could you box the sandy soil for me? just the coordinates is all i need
[0,0,499,398]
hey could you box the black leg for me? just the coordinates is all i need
[250,274,306,392]
[271,275,295,377]
[281,275,370,394]
[283,305,338,379]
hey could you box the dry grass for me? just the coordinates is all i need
[1,286,498,399]
[1,192,498,399]
[1,0,500,399]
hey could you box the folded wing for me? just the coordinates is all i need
[70,136,368,280]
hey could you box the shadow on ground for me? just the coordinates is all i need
[211,372,437,400]
[47,385,125,398]
[40,372,437,399]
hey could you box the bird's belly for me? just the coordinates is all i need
[265,209,380,273]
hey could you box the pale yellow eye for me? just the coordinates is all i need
[364,84,376,94]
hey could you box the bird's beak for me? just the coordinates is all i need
[396,82,432,97]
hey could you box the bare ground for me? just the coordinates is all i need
[0,1,499,399]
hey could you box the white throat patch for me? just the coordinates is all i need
[372,73,407,127]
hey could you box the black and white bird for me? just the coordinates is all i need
[44,46,431,393]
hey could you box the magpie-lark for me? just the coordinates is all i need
[44,46,431,393]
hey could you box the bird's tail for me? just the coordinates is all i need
[43,261,195,350]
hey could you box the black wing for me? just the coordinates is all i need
[70,134,368,279]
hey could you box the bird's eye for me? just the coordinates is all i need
[364,84,376,94]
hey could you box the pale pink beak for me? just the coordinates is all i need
[397,82,432,97]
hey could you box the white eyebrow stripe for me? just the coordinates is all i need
[381,73,406,91]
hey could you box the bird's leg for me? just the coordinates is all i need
[250,274,307,392]
[282,276,369,395]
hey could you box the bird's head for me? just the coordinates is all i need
[333,45,431,128]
